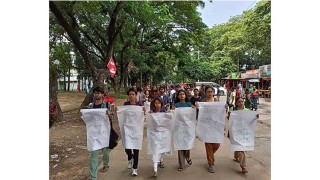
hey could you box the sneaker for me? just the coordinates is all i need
[128,159,133,169]
[132,169,138,176]
[208,165,215,173]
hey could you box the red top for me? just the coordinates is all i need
[104,96,115,104]
[236,90,241,98]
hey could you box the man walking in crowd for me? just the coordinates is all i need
[158,86,170,111]
[199,84,206,99]
[87,86,114,180]
[238,82,242,94]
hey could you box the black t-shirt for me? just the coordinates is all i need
[190,96,202,106]
[199,91,206,99]
[92,103,103,109]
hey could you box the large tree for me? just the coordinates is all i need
[202,0,271,76]
[49,1,207,101]
[50,1,124,108]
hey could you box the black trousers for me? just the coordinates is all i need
[125,149,139,169]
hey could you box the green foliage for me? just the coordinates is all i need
[49,1,270,88]
[203,1,271,75]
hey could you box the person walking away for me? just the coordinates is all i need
[251,86,259,111]
[87,86,114,180]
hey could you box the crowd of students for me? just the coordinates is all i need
[85,84,259,179]
[226,83,260,111]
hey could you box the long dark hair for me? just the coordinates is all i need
[175,89,190,104]
[153,97,164,109]
[205,85,215,96]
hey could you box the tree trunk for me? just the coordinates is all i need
[123,72,128,91]
[67,68,71,91]
[50,1,124,100]
[63,71,66,91]
[81,77,84,91]
[80,69,107,109]
[49,63,63,128]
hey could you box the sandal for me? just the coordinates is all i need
[186,158,192,165]
[152,171,158,177]
[241,168,248,174]
[159,161,165,168]
[99,166,109,173]
[178,166,183,171]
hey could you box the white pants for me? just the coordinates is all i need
[152,153,165,172]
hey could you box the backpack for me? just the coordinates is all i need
[109,125,119,149]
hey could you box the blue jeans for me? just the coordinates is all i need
[90,147,109,180]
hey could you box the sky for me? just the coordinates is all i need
[198,0,260,27]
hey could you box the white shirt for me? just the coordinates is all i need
[170,89,176,99]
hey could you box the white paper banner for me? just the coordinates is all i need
[147,113,174,155]
[80,109,110,152]
[144,101,151,113]
[173,108,197,150]
[229,110,258,151]
[196,102,226,143]
[117,106,144,150]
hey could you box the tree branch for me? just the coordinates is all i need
[88,50,103,60]
[81,30,106,61]
[49,1,97,78]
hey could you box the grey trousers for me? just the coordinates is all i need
[178,150,190,168]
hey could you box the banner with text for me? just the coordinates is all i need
[117,106,144,150]
[146,113,174,155]
[197,102,226,143]
[173,108,196,150]
[80,109,110,152]
[229,110,258,151]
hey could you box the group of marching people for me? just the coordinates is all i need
[227,83,260,111]
[85,85,259,179]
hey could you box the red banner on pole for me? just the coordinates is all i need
[107,56,117,78]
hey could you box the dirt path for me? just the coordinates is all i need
[50,92,126,180]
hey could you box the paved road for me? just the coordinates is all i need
[98,97,271,180]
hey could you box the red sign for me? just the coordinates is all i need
[107,56,117,78]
